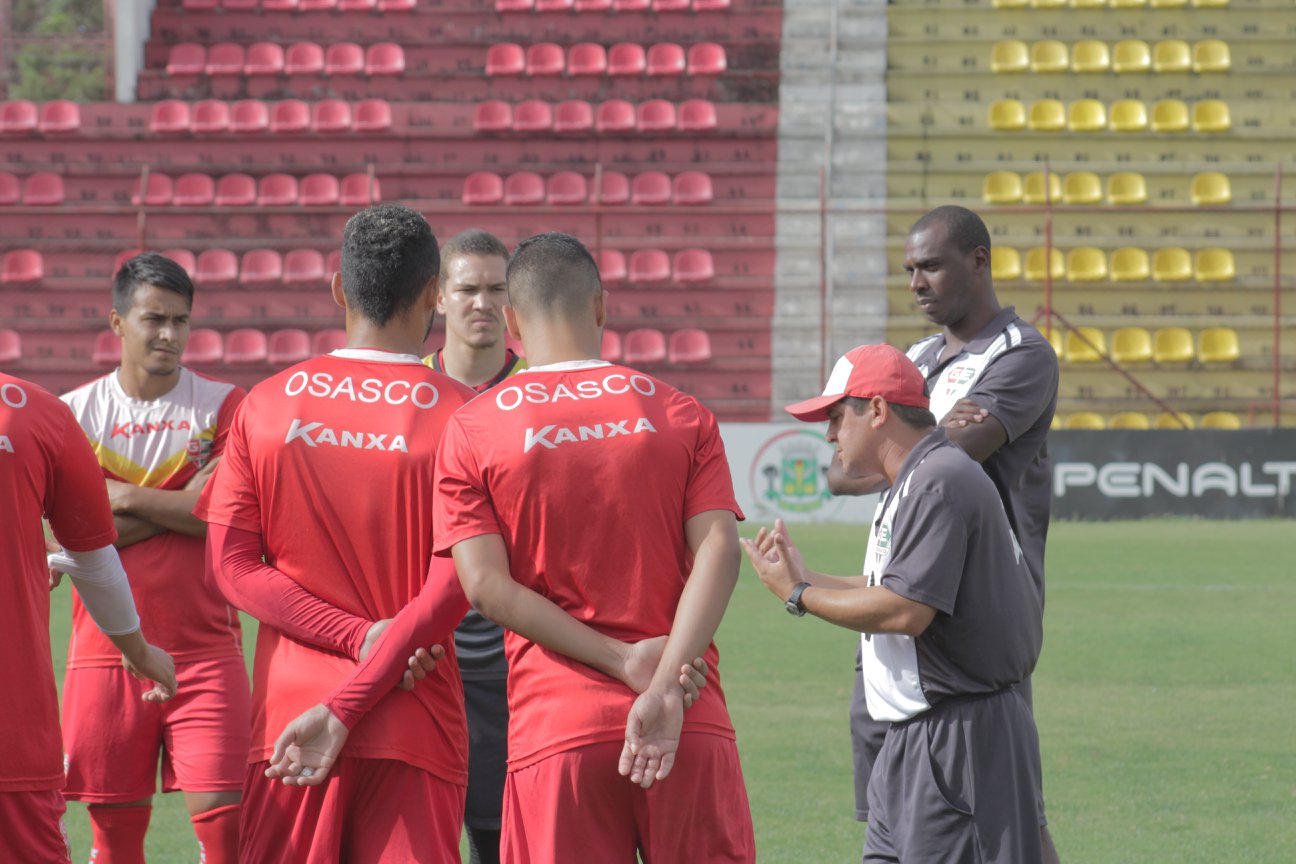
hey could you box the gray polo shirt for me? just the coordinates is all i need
[906,307,1058,593]
[860,430,1043,722]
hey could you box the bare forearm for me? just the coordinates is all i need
[800,585,934,636]
[647,533,739,693]
[118,485,208,537]
[113,514,164,549]
[804,570,867,590]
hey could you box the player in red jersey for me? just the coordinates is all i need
[266,232,755,864]
[59,252,248,864]
[195,204,479,863]
[0,371,175,864]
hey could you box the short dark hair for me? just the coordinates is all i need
[113,251,194,314]
[505,232,601,315]
[844,395,937,430]
[909,205,992,255]
[439,229,509,282]
[340,204,439,326]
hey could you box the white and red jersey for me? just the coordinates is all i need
[195,349,477,784]
[0,373,117,791]
[433,360,744,771]
[61,368,244,666]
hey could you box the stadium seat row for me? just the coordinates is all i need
[166,41,405,77]
[149,98,392,134]
[991,39,1230,75]
[992,246,1234,283]
[982,170,1230,206]
[993,0,1227,8]
[594,248,714,283]
[988,98,1231,132]
[109,248,338,287]
[1048,325,1240,364]
[462,170,713,206]
[0,173,66,206]
[473,98,717,133]
[0,99,80,134]
[485,41,726,77]
[1058,411,1242,431]
[497,0,731,11]
[182,0,417,10]
[131,172,380,207]
[612,327,713,364]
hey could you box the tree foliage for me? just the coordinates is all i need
[9,0,106,100]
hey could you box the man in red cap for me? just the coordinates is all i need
[743,343,1046,864]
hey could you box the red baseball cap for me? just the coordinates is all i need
[784,343,930,422]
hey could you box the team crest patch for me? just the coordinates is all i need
[186,435,214,468]
[945,365,976,387]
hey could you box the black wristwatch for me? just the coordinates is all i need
[784,582,811,617]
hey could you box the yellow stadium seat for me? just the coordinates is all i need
[988,99,1027,131]
[1050,414,1061,430]
[1068,99,1107,132]
[1155,412,1196,429]
[1071,40,1111,73]
[1152,327,1194,364]
[1062,172,1102,205]
[1201,411,1241,429]
[1065,412,1106,430]
[1030,40,1070,73]
[1110,412,1151,429]
[1109,0,1146,6]
[1198,327,1240,363]
[1190,172,1231,205]
[1106,172,1148,205]
[1070,0,1105,7]
[992,0,1029,7]
[1029,0,1067,7]
[1065,327,1106,363]
[991,41,1030,74]
[1112,40,1151,74]
[1153,40,1191,73]
[1150,0,1186,7]
[1111,327,1153,363]
[1109,99,1149,132]
[1190,0,1228,6]
[1193,100,1231,133]
[1150,99,1189,132]
[983,171,1023,204]
[1066,247,1108,282]
[1043,328,1064,356]
[1152,247,1193,282]
[1028,100,1066,131]
[1024,247,1065,281]
[1022,171,1062,204]
[1110,247,1150,282]
[991,247,1022,281]
[1194,248,1235,282]
[1192,40,1231,73]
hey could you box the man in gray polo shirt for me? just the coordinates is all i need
[744,343,1045,863]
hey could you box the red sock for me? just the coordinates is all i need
[87,804,150,864]
[191,804,240,864]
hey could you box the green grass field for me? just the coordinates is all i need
[50,521,1295,862]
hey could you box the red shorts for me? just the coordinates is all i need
[502,734,755,864]
[0,790,72,864]
[62,657,251,802]
[240,758,465,864]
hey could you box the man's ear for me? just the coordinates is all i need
[871,396,889,429]
[108,307,124,336]
[503,304,521,340]
[330,271,346,311]
[594,289,608,328]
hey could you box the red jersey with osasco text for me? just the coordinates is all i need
[433,359,744,771]
[61,368,244,667]
[0,373,118,791]
[195,349,478,784]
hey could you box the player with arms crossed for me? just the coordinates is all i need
[59,252,249,864]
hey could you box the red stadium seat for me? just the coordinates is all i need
[192,100,230,133]
[325,250,341,275]
[181,329,224,365]
[673,248,714,282]
[325,43,365,75]
[299,0,338,9]
[614,0,651,9]
[687,42,727,75]
[629,249,670,283]
[214,173,256,205]
[1,249,43,285]
[678,99,717,131]
[486,44,525,76]
[262,0,302,8]
[631,171,671,205]
[496,0,534,9]
[568,43,608,76]
[283,249,326,285]
[692,0,731,9]
[576,0,612,8]
[196,249,239,284]
[504,172,545,205]
[378,0,417,9]
[654,0,689,9]
[223,0,263,9]
[365,43,405,76]
[607,43,647,76]
[596,249,627,283]
[0,100,37,133]
[636,99,676,132]
[183,0,219,9]
[526,43,565,76]
[150,100,190,134]
[257,173,299,206]
[312,329,347,354]
[173,173,216,206]
[231,100,270,133]
[646,44,686,76]
[339,0,378,9]
[0,172,18,204]
[595,100,635,133]
[353,99,392,132]
[132,173,173,206]
[537,0,575,9]
[513,100,553,132]
[299,173,340,205]
[206,43,246,76]
[312,99,353,132]
[113,249,143,273]
[340,174,381,205]
[0,329,19,364]
[547,172,588,205]
[166,43,206,75]
[463,172,504,205]
[23,172,65,205]
[622,329,667,364]
[268,329,312,366]
[245,43,285,75]
[270,100,311,133]
[672,171,713,205]
[473,100,513,132]
[284,42,325,75]
[38,100,80,133]
[241,249,284,286]
[668,328,712,363]
[92,331,121,365]
[554,100,594,133]
[593,171,629,204]
[224,329,268,365]
[160,248,197,275]
[600,329,622,362]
